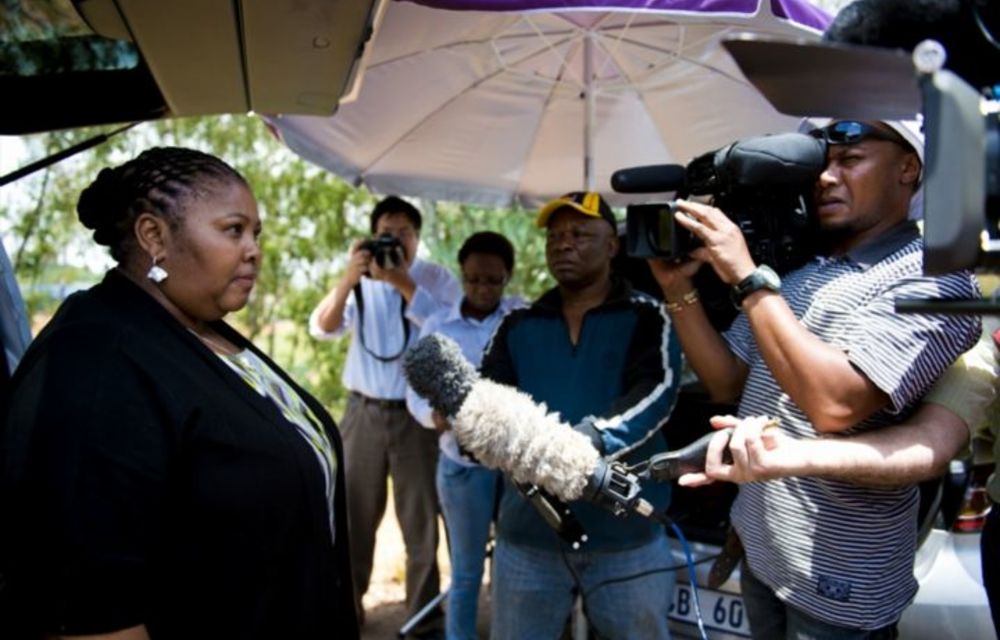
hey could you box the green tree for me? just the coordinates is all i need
[5,125,126,322]
[2,115,554,419]
[423,200,553,302]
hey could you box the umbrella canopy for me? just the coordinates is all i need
[268,0,831,207]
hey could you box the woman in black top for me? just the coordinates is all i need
[0,148,358,639]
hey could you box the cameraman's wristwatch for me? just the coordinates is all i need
[730,265,780,308]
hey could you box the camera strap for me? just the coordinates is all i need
[353,282,410,362]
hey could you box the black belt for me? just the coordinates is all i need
[350,391,407,410]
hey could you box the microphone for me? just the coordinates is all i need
[610,163,686,194]
[403,334,653,517]
[824,0,1000,93]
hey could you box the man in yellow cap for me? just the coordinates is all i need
[480,191,682,640]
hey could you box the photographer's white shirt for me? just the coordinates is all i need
[309,257,460,400]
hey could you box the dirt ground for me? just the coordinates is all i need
[360,493,491,639]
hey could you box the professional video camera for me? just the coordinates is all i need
[722,0,1000,296]
[359,233,404,271]
[611,133,827,329]
[614,132,826,275]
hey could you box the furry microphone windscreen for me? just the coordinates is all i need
[403,333,478,418]
[824,0,1000,91]
[403,333,602,501]
[453,379,601,501]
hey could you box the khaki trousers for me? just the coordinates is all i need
[340,393,442,633]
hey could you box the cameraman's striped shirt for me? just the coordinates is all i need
[725,221,980,630]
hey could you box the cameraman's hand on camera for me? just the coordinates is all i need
[673,200,756,285]
[343,239,372,288]
[647,256,702,301]
[678,415,799,487]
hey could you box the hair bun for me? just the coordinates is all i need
[77,166,128,245]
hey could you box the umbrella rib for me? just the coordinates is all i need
[521,14,586,88]
[356,31,579,180]
[511,31,580,198]
[365,27,577,72]
[589,28,702,163]
[592,18,767,88]
[594,11,638,80]
[611,32,751,87]
[588,32,672,163]
[367,14,795,79]
[356,11,795,195]
[609,19,737,56]
[489,19,582,198]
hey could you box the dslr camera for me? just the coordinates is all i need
[359,233,404,271]
[615,133,827,275]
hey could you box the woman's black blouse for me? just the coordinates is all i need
[0,270,359,639]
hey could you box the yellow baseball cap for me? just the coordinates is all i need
[536,191,616,229]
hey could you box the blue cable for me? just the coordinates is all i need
[661,514,710,640]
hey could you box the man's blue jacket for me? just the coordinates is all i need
[480,277,682,551]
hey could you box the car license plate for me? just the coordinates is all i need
[669,583,751,637]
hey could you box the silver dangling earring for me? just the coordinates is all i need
[147,256,168,283]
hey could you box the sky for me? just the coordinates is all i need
[0,136,26,182]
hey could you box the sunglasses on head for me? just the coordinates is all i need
[808,120,909,147]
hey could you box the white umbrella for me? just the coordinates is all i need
[268,0,830,207]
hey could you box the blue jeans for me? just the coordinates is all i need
[491,535,675,640]
[437,455,500,640]
[740,561,898,640]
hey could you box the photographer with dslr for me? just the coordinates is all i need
[649,119,981,638]
[310,195,460,638]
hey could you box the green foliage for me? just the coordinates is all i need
[5,126,122,320]
[2,115,553,419]
[423,201,553,301]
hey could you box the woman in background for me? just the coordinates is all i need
[406,231,524,640]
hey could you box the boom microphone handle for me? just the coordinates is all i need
[517,482,590,548]
[644,429,735,481]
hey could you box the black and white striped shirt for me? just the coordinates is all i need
[725,222,980,629]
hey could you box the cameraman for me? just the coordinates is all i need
[649,119,981,638]
[309,195,460,638]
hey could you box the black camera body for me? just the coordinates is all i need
[618,133,827,275]
[360,233,404,270]
[625,201,692,259]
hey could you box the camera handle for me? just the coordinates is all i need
[352,283,411,362]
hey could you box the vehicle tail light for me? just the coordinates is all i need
[953,483,992,533]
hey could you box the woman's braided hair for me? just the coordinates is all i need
[77,147,248,262]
